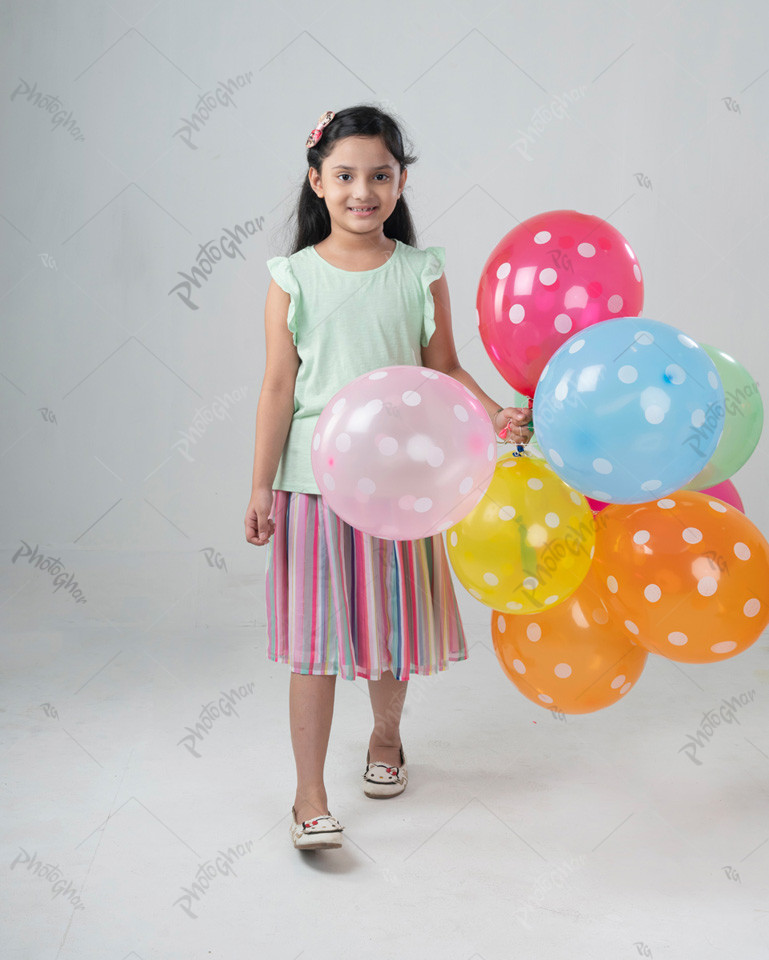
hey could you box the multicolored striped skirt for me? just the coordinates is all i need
[264,490,468,681]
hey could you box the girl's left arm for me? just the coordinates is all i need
[421,273,532,444]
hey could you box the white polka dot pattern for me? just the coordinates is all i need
[744,598,760,617]
[490,531,648,711]
[589,490,769,667]
[697,576,717,597]
[311,365,496,539]
[644,584,661,602]
[532,316,725,502]
[711,640,736,654]
[447,452,596,616]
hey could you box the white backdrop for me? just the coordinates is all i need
[2,0,766,560]
[3,2,769,958]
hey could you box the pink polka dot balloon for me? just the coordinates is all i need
[477,210,644,396]
[311,366,497,540]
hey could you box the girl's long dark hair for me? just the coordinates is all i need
[287,104,418,255]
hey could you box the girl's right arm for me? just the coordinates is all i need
[245,279,299,547]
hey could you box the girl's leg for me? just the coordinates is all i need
[367,669,408,767]
[289,672,337,823]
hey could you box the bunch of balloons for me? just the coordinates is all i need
[309,209,766,718]
[471,209,767,714]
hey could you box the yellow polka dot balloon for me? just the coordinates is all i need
[446,451,595,614]
[491,565,648,713]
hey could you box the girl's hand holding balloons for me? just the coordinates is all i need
[494,406,533,445]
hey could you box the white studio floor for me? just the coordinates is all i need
[3,548,769,960]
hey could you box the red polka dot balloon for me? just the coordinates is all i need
[477,210,644,396]
[491,565,648,714]
[591,492,769,663]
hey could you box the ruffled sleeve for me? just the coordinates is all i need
[266,256,300,346]
[420,246,446,347]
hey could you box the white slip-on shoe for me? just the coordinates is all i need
[290,807,344,850]
[363,745,408,799]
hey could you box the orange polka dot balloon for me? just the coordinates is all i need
[491,565,648,714]
[591,492,769,663]
[446,451,595,614]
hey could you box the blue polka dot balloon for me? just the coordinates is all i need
[532,317,725,503]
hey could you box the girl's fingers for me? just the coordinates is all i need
[245,513,273,545]
[504,423,532,443]
[258,516,275,544]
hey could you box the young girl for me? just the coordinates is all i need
[245,104,532,851]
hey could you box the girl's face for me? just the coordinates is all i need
[308,135,407,241]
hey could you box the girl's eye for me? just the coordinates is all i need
[337,173,389,181]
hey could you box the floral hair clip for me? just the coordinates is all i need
[305,110,335,149]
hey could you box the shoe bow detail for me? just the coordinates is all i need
[299,814,343,833]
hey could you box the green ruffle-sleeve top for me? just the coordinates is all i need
[266,239,446,494]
